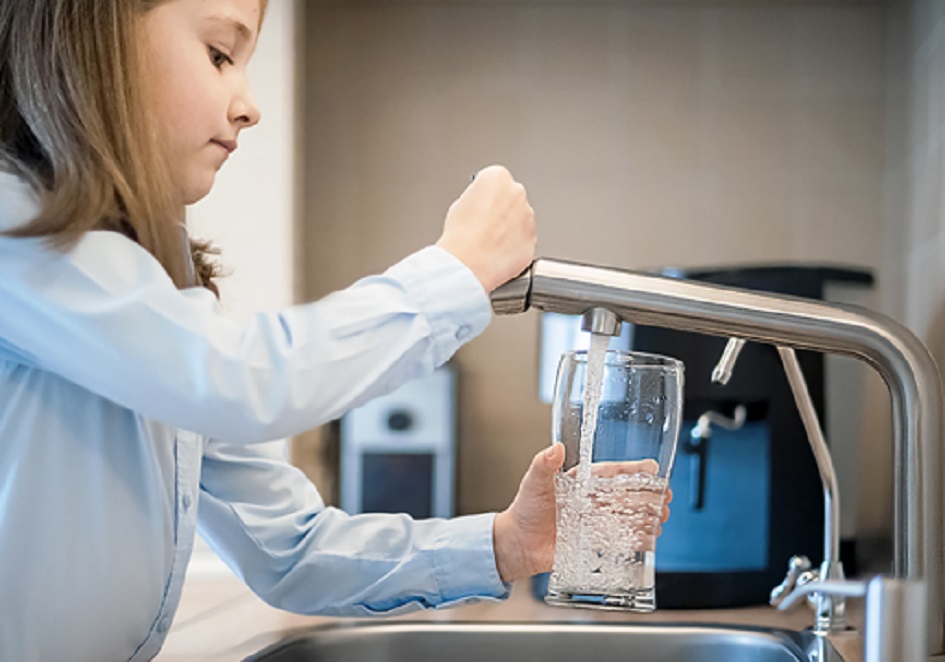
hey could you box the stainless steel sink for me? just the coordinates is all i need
[246,622,838,662]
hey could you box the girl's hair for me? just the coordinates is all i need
[0,0,266,293]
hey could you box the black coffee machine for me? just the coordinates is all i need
[633,265,873,609]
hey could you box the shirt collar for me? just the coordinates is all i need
[0,171,40,233]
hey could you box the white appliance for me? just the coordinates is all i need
[339,367,456,519]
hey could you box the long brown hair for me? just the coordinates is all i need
[0,0,266,293]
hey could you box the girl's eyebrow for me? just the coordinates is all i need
[205,14,254,43]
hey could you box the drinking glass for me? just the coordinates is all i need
[546,349,683,611]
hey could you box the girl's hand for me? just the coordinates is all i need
[492,444,673,583]
[492,444,564,583]
[436,165,537,293]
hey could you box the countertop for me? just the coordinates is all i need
[155,568,860,661]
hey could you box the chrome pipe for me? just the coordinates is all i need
[491,258,945,654]
[865,577,929,662]
[779,347,842,571]
[779,346,845,634]
[712,337,746,386]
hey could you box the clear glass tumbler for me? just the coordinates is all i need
[546,349,684,612]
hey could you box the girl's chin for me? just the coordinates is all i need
[181,174,217,206]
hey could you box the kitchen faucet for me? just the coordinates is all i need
[491,257,945,657]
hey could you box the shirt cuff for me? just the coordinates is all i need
[386,246,492,366]
[432,513,511,607]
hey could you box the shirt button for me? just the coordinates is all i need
[157,616,172,633]
[455,325,471,341]
[182,493,193,512]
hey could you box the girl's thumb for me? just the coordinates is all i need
[540,443,565,474]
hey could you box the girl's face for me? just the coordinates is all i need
[140,0,262,205]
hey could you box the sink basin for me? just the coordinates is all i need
[246,622,838,662]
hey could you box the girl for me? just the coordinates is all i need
[1,1,674,659]
[0,0,571,660]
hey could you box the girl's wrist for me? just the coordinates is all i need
[492,510,527,584]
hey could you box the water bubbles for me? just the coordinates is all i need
[551,471,667,594]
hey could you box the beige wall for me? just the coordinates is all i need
[299,2,889,517]
[893,0,945,368]
[866,0,945,563]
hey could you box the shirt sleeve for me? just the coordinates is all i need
[0,229,491,443]
[197,437,510,615]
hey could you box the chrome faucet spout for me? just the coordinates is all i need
[491,257,945,655]
[581,307,622,336]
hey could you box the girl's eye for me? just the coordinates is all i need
[208,46,234,69]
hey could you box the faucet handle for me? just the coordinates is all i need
[770,555,814,608]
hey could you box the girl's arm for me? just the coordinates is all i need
[197,440,567,615]
[0,165,534,444]
[0,228,490,442]
[197,437,508,615]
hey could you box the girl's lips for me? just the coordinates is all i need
[211,139,237,154]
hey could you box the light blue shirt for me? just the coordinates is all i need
[0,173,507,661]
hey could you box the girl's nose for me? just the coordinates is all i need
[230,84,261,128]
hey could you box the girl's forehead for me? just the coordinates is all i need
[175,0,264,31]
[159,0,264,43]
